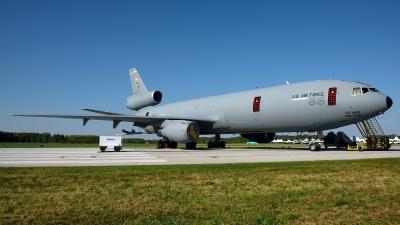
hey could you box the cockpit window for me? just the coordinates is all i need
[352,87,362,95]
[369,88,380,92]
[353,87,378,96]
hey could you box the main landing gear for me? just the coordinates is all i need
[157,134,226,149]
[207,134,226,149]
[185,142,197,149]
[207,141,226,148]
[157,140,196,149]
[157,140,178,149]
[156,140,197,149]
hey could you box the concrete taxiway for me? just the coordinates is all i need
[0,146,399,167]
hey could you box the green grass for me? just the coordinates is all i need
[1,158,400,224]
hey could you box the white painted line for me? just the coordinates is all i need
[292,98,308,101]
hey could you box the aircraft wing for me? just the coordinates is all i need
[81,108,127,115]
[9,113,217,128]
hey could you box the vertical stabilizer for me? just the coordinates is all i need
[129,68,149,95]
[126,68,163,111]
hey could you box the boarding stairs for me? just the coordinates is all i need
[355,117,390,150]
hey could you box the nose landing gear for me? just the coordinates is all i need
[309,142,321,151]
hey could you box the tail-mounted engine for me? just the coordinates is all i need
[240,133,276,143]
[126,91,163,111]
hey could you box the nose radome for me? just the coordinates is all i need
[387,96,393,109]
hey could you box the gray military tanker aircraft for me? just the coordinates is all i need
[10,68,393,150]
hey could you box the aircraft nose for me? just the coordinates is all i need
[387,96,393,109]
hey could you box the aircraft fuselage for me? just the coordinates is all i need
[135,80,391,134]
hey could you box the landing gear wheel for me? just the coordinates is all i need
[207,141,214,148]
[186,142,197,149]
[219,141,226,148]
[114,146,121,152]
[213,141,220,148]
[157,141,164,149]
[171,141,178,149]
[310,143,321,151]
[164,141,171,149]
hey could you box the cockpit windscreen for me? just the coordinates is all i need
[352,87,380,96]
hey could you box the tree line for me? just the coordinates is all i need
[0,131,249,144]
[1,131,398,144]
[0,131,65,143]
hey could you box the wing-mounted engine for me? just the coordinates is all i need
[240,133,276,143]
[126,91,163,111]
[159,120,200,143]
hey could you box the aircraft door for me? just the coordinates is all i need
[253,96,261,123]
[309,87,342,128]
[326,87,343,123]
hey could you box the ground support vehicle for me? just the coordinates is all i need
[99,136,123,152]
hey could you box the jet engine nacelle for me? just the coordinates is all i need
[126,91,163,111]
[240,133,276,143]
[160,121,200,143]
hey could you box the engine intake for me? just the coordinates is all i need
[160,121,200,143]
[126,91,163,111]
[240,133,276,143]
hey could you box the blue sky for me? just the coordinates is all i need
[1,0,399,139]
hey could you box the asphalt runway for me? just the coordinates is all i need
[1,146,400,167]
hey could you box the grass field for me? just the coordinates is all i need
[1,158,400,224]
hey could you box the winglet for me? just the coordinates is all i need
[129,68,149,95]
